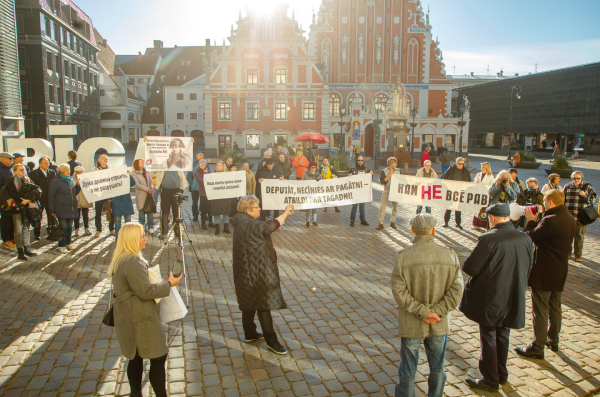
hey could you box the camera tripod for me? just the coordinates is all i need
[154,212,209,308]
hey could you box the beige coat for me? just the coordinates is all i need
[112,254,171,359]
[415,167,438,178]
[391,235,464,338]
[245,169,256,194]
[132,170,154,211]
[152,171,188,191]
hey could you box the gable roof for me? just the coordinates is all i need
[114,54,161,76]
[93,29,115,74]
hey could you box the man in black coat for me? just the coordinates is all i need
[255,159,282,221]
[515,190,576,359]
[441,157,471,229]
[461,203,533,392]
[29,156,57,240]
[0,152,15,247]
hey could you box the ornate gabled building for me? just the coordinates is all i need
[204,5,328,157]
[310,0,469,156]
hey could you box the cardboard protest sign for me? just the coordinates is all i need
[204,171,247,200]
[261,174,373,210]
[388,174,491,213]
[77,165,131,203]
[144,137,193,171]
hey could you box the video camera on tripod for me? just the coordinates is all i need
[174,193,188,206]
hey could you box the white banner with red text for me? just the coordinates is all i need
[77,165,131,203]
[261,174,373,210]
[388,174,492,213]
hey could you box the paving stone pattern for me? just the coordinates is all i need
[0,154,599,396]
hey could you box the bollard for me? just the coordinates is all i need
[404,163,409,173]
[467,159,471,167]
[435,156,439,164]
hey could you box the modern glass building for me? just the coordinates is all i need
[0,0,24,136]
[454,62,600,153]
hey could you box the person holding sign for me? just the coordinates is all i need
[167,138,192,170]
[132,160,155,235]
[301,162,322,227]
[256,159,283,222]
[319,157,341,213]
[48,163,80,254]
[93,155,115,237]
[415,160,438,214]
[211,161,231,235]
[441,157,472,230]
[111,171,136,239]
[348,156,372,227]
[232,196,295,355]
[377,157,399,230]
[194,159,213,230]
[73,166,92,236]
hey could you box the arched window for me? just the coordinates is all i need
[374,93,389,104]
[407,38,419,78]
[329,93,341,117]
[268,21,277,37]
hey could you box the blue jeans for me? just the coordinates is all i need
[396,334,447,397]
[416,206,431,214]
[138,211,154,230]
[213,215,229,226]
[305,209,317,223]
[441,165,450,175]
[114,215,132,238]
[58,218,74,247]
[350,203,365,221]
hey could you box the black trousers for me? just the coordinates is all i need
[260,210,279,221]
[199,195,211,224]
[242,310,278,346]
[127,352,167,396]
[95,200,114,232]
[532,289,562,351]
[0,210,14,242]
[34,204,52,238]
[479,325,510,388]
[444,210,462,226]
[160,188,181,236]
[191,191,200,219]
[74,208,89,229]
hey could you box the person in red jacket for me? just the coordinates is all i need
[292,150,309,179]
[420,146,431,167]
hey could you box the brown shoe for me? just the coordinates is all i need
[574,255,582,262]
[3,241,16,248]
[390,222,396,229]
[376,224,384,230]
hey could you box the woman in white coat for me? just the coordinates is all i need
[472,162,495,230]
[131,159,156,235]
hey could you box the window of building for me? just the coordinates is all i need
[84,71,88,84]
[99,89,105,96]
[21,82,29,103]
[53,23,59,42]
[329,93,341,117]
[63,60,69,77]
[79,94,83,107]
[94,75,97,87]
[45,17,51,37]
[71,64,76,80]
[219,103,231,120]
[55,54,60,74]
[176,93,184,100]
[247,69,258,84]
[46,51,53,71]
[303,103,315,120]
[63,28,68,46]
[190,93,197,100]
[48,85,54,104]
[246,134,260,150]
[151,107,159,115]
[78,67,82,82]
[16,12,24,34]
[177,113,184,119]
[275,103,287,120]
[128,113,135,121]
[70,34,74,51]
[257,22,265,37]
[247,102,259,120]
[274,134,288,147]
[275,69,286,84]
[268,21,277,37]
[65,90,70,106]
[190,113,198,119]
[18,47,26,68]
[375,93,389,104]
[56,87,62,104]
[72,92,77,107]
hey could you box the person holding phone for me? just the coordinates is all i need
[231,196,294,355]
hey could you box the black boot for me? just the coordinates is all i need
[215,224,220,235]
[17,248,28,260]
[208,221,215,228]
[202,221,208,230]
[223,224,231,234]
[129,390,144,397]
[23,246,38,256]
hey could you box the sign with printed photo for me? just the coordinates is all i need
[143,137,194,171]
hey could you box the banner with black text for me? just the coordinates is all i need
[388,174,491,213]
[261,174,373,210]
[143,137,194,171]
[77,165,131,203]
[204,171,247,200]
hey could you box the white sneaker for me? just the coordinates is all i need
[94,231,101,238]
[74,229,80,237]
[148,228,154,236]
[57,247,68,254]
[84,228,92,236]
[110,230,115,236]
[66,244,75,250]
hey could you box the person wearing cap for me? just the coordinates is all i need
[0,152,15,247]
[72,166,92,236]
[166,138,191,170]
[441,157,471,229]
[460,203,533,392]
[187,150,205,222]
[376,157,399,230]
[514,189,576,360]
[67,150,81,176]
[29,156,56,240]
[256,158,283,222]
[391,213,463,397]
[301,162,321,227]
[12,153,29,175]
[508,168,526,194]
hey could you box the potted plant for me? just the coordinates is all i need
[514,151,542,169]
[330,153,351,176]
[223,150,249,168]
[545,155,574,178]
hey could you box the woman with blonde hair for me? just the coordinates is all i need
[210,161,231,235]
[472,162,495,230]
[541,173,562,194]
[109,222,181,397]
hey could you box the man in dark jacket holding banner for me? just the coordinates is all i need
[515,189,576,359]
[441,157,471,229]
[29,156,56,240]
[460,203,533,392]
[256,159,283,221]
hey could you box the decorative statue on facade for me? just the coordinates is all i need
[463,95,470,111]
[392,80,410,118]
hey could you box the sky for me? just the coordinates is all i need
[81,0,600,76]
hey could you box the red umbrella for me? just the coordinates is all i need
[294,131,329,145]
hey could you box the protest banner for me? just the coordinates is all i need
[204,171,247,200]
[77,165,131,203]
[388,174,491,213]
[143,137,194,171]
[261,174,373,210]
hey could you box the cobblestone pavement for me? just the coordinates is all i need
[0,154,599,397]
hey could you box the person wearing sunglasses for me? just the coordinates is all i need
[563,171,597,262]
[441,157,472,229]
[348,156,373,226]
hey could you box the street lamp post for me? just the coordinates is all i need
[507,84,522,160]
[458,104,466,155]
[409,108,418,158]
[373,95,386,170]
[337,108,346,154]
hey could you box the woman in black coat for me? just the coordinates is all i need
[7,163,40,260]
[210,161,231,235]
[48,163,80,254]
[231,195,294,355]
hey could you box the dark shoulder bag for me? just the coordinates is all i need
[46,216,64,241]
[102,280,115,327]
[580,185,598,225]
[142,193,157,214]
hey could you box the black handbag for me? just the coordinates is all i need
[102,281,115,327]
[142,193,157,214]
[580,204,598,225]
[46,216,64,241]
